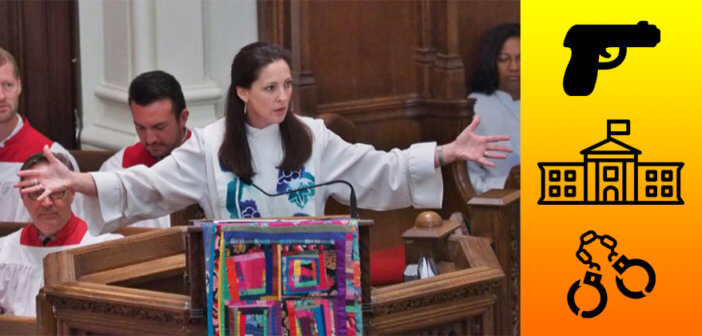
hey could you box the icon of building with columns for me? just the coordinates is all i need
[538,120,684,204]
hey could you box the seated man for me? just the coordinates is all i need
[0,47,82,222]
[99,70,190,228]
[0,153,121,317]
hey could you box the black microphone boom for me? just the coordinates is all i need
[248,180,359,219]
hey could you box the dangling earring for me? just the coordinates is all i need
[288,99,294,114]
[244,102,247,115]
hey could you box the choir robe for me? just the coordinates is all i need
[466,90,520,194]
[0,214,122,317]
[99,129,192,228]
[0,117,83,222]
[83,116,443,235]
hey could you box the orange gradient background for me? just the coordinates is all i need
[523,1,701,334]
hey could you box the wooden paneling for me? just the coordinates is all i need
[260,0,518,253]
[0,0,79,149]
[307,1,419,104]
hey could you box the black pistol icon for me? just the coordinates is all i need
[563,21,660,96]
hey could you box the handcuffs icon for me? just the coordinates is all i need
[566,230,656,318]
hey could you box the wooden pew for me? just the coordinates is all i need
[468,189,521,336]
[40,227,197,335]
[0,221,25,237]
[369,233,504,335]
[0,315,36,335]
[0,223,158,334]
[453,155,521,335]
[68,149,115,173]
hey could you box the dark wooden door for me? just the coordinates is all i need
[0,0,79,149]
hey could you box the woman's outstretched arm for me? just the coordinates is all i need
[15,145,97,200]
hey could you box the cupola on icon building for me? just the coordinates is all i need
[538,120,683,204]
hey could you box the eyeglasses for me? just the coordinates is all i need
[26,189,66,201]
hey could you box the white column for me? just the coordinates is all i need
[79,0,257,150]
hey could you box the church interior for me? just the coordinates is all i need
[0,0,520,334]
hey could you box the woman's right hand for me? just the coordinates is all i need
[15,145,79,201]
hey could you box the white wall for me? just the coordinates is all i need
[78,0,258,150]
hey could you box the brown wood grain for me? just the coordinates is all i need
[469,189,521,336]
[370,234,503,335]
[0,0,78,149]
[73,228,184,276]
[78,254,186,286]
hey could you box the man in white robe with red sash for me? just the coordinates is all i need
[0,47,82,222]
[0,153,121,317]
[99,71,191,228]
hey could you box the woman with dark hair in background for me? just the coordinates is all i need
[467,23,521,194]
[17,41,511,235]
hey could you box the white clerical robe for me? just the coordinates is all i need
[0,216,121,317]
[467,90,521,194]
[0,116,83,222]
[84,116,443,235]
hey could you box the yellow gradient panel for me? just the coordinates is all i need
[523,1,701,334]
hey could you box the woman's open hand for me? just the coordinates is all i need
[440,115,513,167]
[15,145,75,201]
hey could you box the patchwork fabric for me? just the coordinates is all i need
[228,301,281,336]
[200,217,362,336]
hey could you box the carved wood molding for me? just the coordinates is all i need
[369,291,496,334]
[371,279,500,317]
[317,94,420,115]
[467,190,520,336]
[47,296,190,324]
[257,0,288,46]
[510,201,521,335]
[317,94,473,124]
[43,281,195,327]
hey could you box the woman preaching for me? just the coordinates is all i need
[16,42,511,235]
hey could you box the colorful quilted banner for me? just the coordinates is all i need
[200,217,362,336]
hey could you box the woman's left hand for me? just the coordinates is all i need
[439,115,512,167]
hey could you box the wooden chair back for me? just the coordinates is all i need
[0,222,26,237]
[468,189,521,336]
[68,149,115,172]
[0,315,36,335]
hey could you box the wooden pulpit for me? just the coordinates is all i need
[38,214,505,335]
[40,227,198,335]
[38,221,372,335]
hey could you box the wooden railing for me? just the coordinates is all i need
[469,189,521,336]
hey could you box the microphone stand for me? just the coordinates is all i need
[247,180,359,219]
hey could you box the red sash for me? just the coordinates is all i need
[0,117,54,163]
[20,213,88,247]
[122,129,191,168]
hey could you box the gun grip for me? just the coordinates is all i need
[563,49,599,96]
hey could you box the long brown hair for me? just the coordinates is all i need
[219,42,312,183]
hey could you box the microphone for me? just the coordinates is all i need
[248,180,359,219]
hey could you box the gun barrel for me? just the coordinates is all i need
[564,22,660,48]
